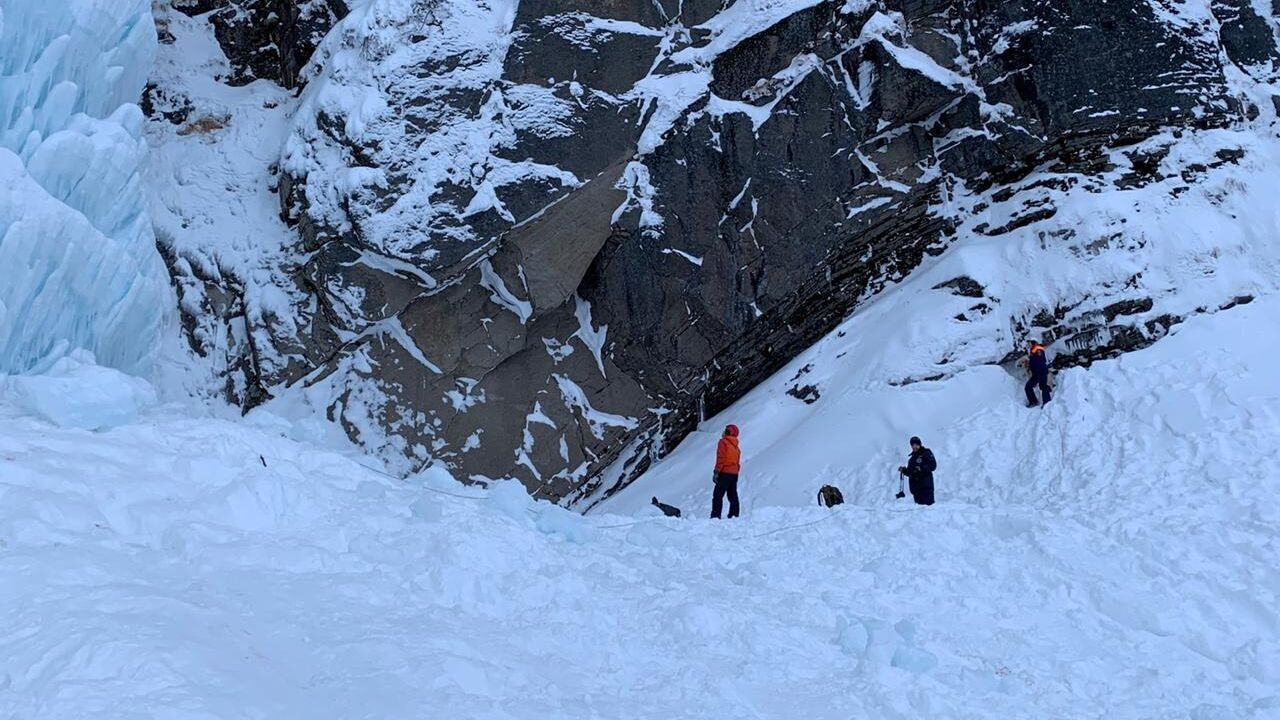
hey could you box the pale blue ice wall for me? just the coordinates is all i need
[0,0,170,375]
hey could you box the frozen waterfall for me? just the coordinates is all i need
[0,0,170,375]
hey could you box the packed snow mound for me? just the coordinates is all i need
[0,0,170,375]
[1,299,1278,717]
[3,350,157,430]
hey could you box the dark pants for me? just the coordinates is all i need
[1025,372,1051,406]
[711,473,740,519]
[909,476,935,506]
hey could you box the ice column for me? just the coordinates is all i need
[0,0,170,375]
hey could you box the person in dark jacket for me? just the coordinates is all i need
[1024,340,1052,407]
[898,436,936,506]
[711,424,741,519]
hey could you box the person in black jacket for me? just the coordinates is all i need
[898,436,936,506]
[1024,340,1052,407]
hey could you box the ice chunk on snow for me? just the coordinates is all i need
[483,477,593,541]
[409,494,443,523]
[0,0,169,375]
[533,503,595,544]
[486,479,535,525]
[890,644,939,674]
[4,351,157,429]
[1154,388,1205,436]
[834,615,871,656]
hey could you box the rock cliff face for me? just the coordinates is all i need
[165,0,1279,502]
[170,0,347,88]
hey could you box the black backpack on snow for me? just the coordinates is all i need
[817,485,845,508]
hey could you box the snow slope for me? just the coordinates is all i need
[0,0,171,375]
[598,119,1280,516]
[1,297,1277,718]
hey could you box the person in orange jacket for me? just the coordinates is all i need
[711,424,741,519]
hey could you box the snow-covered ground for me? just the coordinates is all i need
[2,296,1277,718]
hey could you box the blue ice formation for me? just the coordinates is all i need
[1,0,170,375]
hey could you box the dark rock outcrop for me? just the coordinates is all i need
[1211,0,1280,69]
[934,277,986,299]
[173,0,347,89]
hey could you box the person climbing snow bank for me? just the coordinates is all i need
[1024,340,1052,407]
[899,436,937,506]
[711,424,741,519]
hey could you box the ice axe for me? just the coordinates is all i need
[895,468,906,500]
